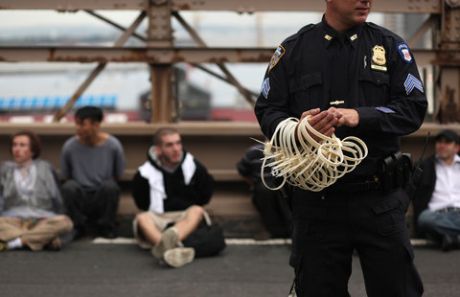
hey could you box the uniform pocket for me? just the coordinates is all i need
[359,71,390,106]
[289,72,323,113]
[372,197,405,236]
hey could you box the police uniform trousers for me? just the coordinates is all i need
[291,188,424,297]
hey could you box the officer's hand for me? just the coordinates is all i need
[300,108,321,121]
[299,108,339,138]
[328,108,359,127]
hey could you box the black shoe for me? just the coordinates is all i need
[0,241,7,252]
[98,227,117,239]
[441,234,459,252]
[72,226,87,240]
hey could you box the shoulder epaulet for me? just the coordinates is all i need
[366,22,401,40]
[297,24,315,36]
[267,24,315,73]
[366,22,381,30]
[282,24,315,45]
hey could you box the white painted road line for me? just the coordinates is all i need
[93,237,434,246]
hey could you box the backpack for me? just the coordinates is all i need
[182,212,226,258]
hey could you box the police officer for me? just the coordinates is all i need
[255,1,427,296]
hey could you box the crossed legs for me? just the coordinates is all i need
[135,205,204,245]
[133,206,204,267]
[0,215,73,251]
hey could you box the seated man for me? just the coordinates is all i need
[237,143,292,238]
[60,106,125,238]
[132,127,215,268]
[413,129,460,251]
[0,131,73,252]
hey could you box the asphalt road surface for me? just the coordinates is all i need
[1,241,459,297]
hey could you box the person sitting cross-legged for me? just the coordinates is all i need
[0,130,73,252]
[60,106,125,239]
[132,127,220,268]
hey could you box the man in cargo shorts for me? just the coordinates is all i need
[132,127,215,268]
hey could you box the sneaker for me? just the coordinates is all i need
[152,227,179,259]
[163,247,195,268]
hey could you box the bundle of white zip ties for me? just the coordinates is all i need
[261,117,368,192]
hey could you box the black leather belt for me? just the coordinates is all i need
[327,176,381,194]
[436,207,460,213]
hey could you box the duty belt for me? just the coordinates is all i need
[327,176,381,194]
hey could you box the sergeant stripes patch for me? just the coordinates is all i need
[404,74,424,95]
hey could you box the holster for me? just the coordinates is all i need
[378,152,413,193]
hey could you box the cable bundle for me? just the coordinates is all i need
[261,117,368,192]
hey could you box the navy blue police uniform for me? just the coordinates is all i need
[255,18,427,297]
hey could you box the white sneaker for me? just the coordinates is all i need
[163,247,195,268]
[152,227,179,259]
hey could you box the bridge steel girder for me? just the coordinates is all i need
[435,2,460,123]
[147,0,176,123]
[1,47,460,67]
[0,0,442,13]
[0,0,459,125]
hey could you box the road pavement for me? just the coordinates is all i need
[0,240,459,297]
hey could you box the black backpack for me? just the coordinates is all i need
[182,213,226,258]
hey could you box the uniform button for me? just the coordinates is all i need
[321,195,325,200]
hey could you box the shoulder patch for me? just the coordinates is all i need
[404,74,424,95]
[397,43,413,64]
[261,77,270,99]
[268,45,286,72]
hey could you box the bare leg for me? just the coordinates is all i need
[135,212,162,245]
[174,206,205,241]
[137,206,204,249]
[153,206,204,267]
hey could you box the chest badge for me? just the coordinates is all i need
[371,45,387,72]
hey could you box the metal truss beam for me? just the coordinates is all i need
[408,14,437,48]
[0,47,274,64]
[81,10,258,101]
[173,11,256,106]
[53,11,146,122]
[147,0,175,123]
[0,0,442,14]
[2,47,460,67]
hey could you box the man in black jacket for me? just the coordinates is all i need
[413,129,460,251]
[132,127,214,267]
[237,143,292,238]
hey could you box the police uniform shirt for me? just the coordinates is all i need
[255,17,428,177]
